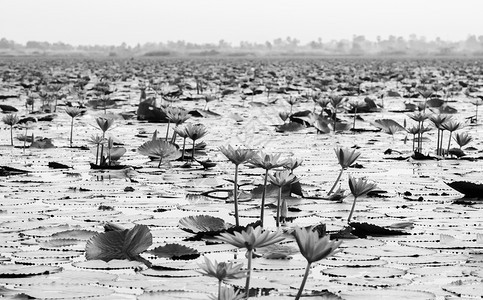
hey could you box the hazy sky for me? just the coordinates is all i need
[1,0,481,46]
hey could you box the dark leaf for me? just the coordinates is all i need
[446,181,483,198]
[149,243,199,260]
[85,224,152,262]
[349,222,410,238]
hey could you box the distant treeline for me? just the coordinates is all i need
[1,35,483,57]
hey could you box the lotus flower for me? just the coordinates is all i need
[283,157,303,173]
[329,94,344,133]
[327,147,360,195]
[173,125,189,160]
[2,114,19,146]
[220,145,256,226]
[269,170,299,227]
[442,120,463,154]
[185,123,208,161]
[217,226,284,297]
[347,175,378,223]
[249,152,288,226]
[470,96,483,124]
[279,111,290,123]
[138,139,181,167]
[285,96,299,114]
[430,114,451,155]
[95,117,114,137]
[88,134,105,165]
[453,132,472,149]
[164,107,190,141]
[408,112,430,153]
[292,226,341,300]
[198,256,246,282]
[65,107,82,147]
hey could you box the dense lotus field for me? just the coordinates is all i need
[0,56,482,300]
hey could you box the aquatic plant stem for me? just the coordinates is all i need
[9,125,13,146]
[218,280,222,300]
[352,107,357,130]
[181,138,186,160]
[295,262,312,300]
[165,120,171,141]
[234,164,240,227]
[69,117,74,147]
[327,168,343,195]
[436,129,440,155]
[245,249,253,299]
[192,139,196,161]
[347,196,358,223]
[447,131,453,154]
[260,169,269,227]
[276,186,282,227]
[440,131,445,156]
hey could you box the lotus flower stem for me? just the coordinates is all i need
[95,144,99,165]
[260,169,269,227]
[9,125,14,146]
[436,129,440,155]
[69,117,74,147]
[295,262,312,300]
[276,186,282,227]
[192,138,196,161]
[23,127,27,153]
[439,131,444,156]
[165,120,171,141]
[244,249,253,299]
[447,131,453,154]
[100,143,104,166]
[327,168,343,195]
[181,138,186,160]
[234,164,240,226]
[218,280,222,300]
[347,196,358,223]
[333,111,337,133]
[352,107,357,130]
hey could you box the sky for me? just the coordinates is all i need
[1,0,482,46]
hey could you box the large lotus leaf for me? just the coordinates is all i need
[340,289,435,300]
[51,229,98,240]
[178,215,232,234]
[138,291,210,300]
[446,181,483,198]
[148,243,199,260]
[442,279,483,298]
[372,119,405,131]
[275,122,305,132]
[85,224,152,261]
[74,259,143,270]
[0,265,62,278]
[314,116,331,133]
[15,284,113,299]
[349,222,411,238]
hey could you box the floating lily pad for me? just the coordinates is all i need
[340,288,435,299]
[74,259,143,270]
[0,265,62,277]
[322,266,405,278]
[442,279,483,298]
[178,215,233,234]
[148,244,200,260]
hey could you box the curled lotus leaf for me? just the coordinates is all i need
[178,215,233,234]
[85,224,152,262]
